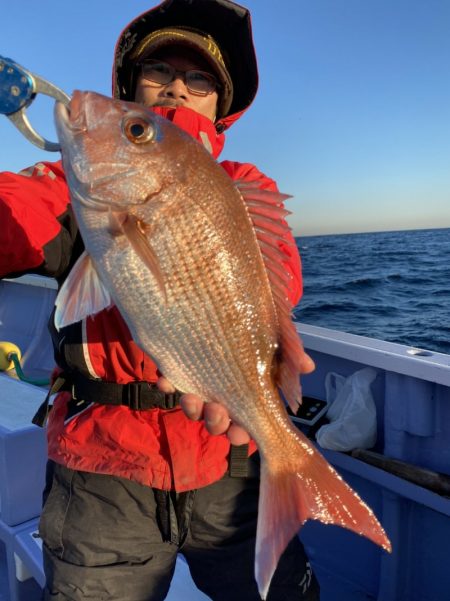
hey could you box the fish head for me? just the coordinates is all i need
[54,90,192,211]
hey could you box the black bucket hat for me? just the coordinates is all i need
[113,0,258,120]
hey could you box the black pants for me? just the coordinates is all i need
[39,458,320,600]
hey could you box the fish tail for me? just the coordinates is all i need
[255,436,391,599]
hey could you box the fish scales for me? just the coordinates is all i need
[152,213,261,399]
[128,174,279,404]
[91,159,275,407]
[55,91,391,600]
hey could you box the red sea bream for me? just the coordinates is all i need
[54,91,391,599]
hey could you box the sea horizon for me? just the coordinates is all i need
[295,225,450,239]
[294,228,450,355]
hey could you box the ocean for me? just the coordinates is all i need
[293,228,450,355]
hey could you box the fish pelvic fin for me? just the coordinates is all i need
[121,214,167,301]
[256,435,392,600]
[54,251,112,330]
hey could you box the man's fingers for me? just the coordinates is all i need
[203,402,230,435]
[180,396,251,444]
[180,393,203,420]
[299,350,315,374]
[227,423,251,445]
[156,376,176,394]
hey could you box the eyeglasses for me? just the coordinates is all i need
[138,59,219,96]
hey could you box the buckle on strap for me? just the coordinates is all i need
[63,372,183,411]
[32,375,68,427]
[122,381,179,410]
[165,392,177,410]
[124,381,144,410]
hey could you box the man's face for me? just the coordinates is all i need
[134,46,219,121]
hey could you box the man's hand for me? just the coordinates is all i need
[182,394,252,445]
[157,376,250,444]
[157,349,315,445]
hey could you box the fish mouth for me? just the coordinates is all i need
[55,92,88,135]
[55,93,140,207]
[71,173,159,212]
[72,186,163,213]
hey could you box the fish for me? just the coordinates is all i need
[54,90,391,599]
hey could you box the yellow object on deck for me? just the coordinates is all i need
[0,342,22,371]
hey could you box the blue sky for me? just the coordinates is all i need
[1,0,449,236]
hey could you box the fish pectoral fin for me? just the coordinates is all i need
[122,215,167,300]
[54,251,112,331]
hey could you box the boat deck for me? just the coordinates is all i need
[1,275,449,600]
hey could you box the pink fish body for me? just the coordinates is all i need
[54,91,391,599]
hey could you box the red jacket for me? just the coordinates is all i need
[0,107,302,491]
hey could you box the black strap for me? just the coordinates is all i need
[228,443,250,477]
[32,372,182,428]
[32,375,68,427]
[70,372,182,411]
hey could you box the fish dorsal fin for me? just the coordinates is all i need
[121,214,167,301]
[54,251,112,331]
[236,180,304,413]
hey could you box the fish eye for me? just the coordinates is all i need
[123,115,155,144]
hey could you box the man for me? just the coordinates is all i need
[0,1,318,599]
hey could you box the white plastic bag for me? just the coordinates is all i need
[316,367,378,452]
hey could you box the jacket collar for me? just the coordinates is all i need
[149,105,225,159]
